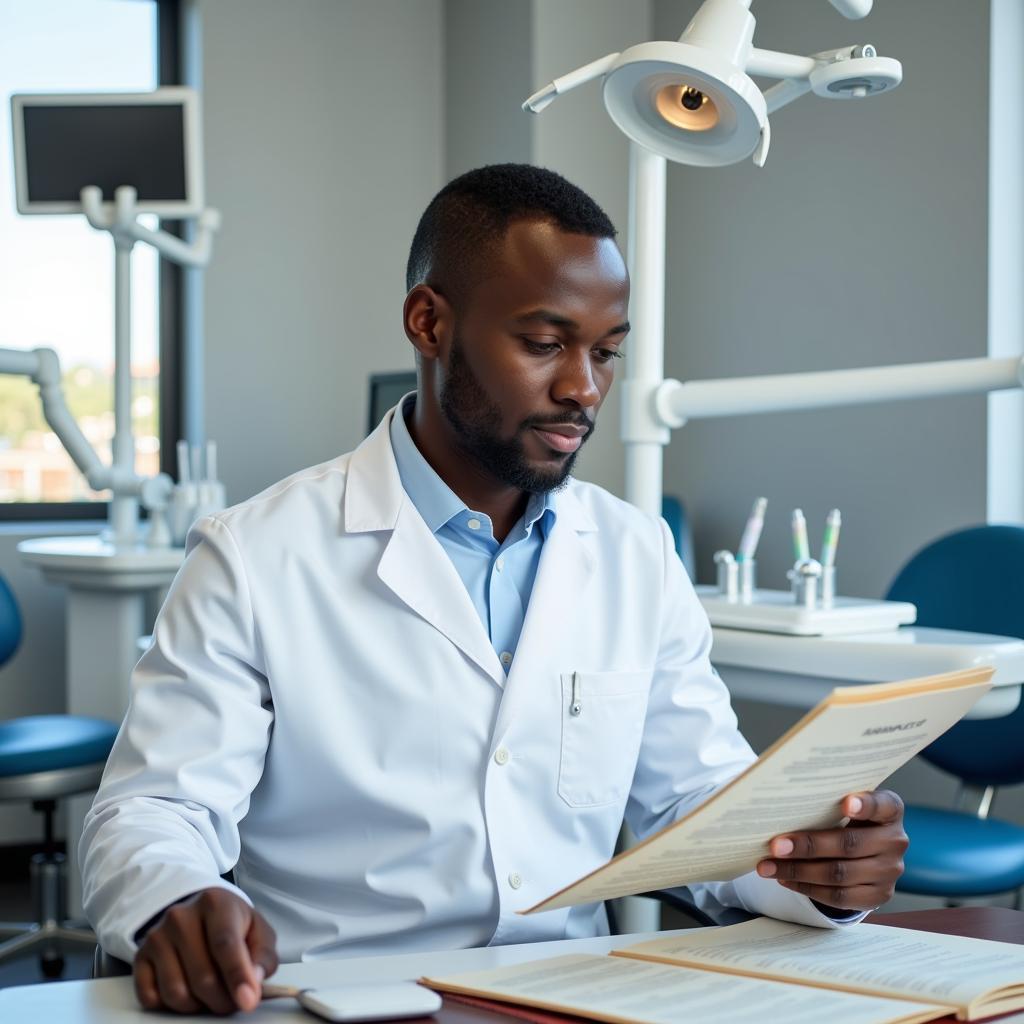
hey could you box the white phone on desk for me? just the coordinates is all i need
[263,980,442,1022]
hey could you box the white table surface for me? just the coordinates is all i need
[0,929,684,1023]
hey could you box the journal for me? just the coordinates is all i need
[525,666,993,914]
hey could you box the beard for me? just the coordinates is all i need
[439,332,594,495]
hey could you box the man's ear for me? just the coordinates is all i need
[403,285,453,364]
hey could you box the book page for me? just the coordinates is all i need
[422,953,947,1024]
[618,918,1024,1015]
[524,668,991,913]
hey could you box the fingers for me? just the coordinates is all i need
[133,956,160,1011]
[765,794,909,860]
[201,891,264,1012]
[842,789,904,825]
[759,851,899,888]
[176,931,237,1014]
[136,932,203,1014]
[246,908,280,982]
[132,887,280,1015]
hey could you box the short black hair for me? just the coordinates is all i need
[405,164,617,303]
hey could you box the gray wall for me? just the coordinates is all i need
[198,0,445,505]
[654,0,990,599]
[444,0,534,177]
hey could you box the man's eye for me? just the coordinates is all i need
[522,338,560,354]
[594,348,624,363]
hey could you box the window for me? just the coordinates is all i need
[0,0,179,517]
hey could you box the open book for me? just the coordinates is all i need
[422,917,1024,1023]
[523,667,993,914]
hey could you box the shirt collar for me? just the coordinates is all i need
[390,393,557,538]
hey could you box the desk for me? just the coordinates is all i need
[711,626,1024,719]
[2,909,1023,1023]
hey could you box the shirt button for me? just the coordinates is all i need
[500,651,512,668]
[494,747,510,765]
[495,556,505,571]
[508,872,523,890]
[467,518,481,531]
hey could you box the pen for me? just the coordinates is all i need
[821,508,841,568]
[792,508,810,563]
[736,497,767,562]
[570,671,582,716]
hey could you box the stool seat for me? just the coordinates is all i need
[0,716,118,778]
[899,805,1024,897]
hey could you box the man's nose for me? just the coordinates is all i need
[552,351,601,408]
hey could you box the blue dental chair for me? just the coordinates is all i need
[885,525,1024,904]
[0,573,119,976]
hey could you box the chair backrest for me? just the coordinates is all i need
[885,524,1024,786]
[661,495,695,579]
[0,575,21,669]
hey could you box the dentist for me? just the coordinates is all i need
[81,164,907,1016]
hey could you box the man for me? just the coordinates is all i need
[81,164,907,1016]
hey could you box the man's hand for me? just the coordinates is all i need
[756,790,908,912]
[134,888,278,1015]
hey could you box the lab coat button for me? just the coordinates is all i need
[508,872,522,889]
[496,556,505,571]
[494,747,510,765]
[467,518,481,530]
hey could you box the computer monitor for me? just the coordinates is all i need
[367,371,417,436]
[11,87,203,217]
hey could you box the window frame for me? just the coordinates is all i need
[0,0,183,522]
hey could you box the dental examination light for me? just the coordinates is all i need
[523,0,901,168]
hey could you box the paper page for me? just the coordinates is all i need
[423,953,946,1024]
[524,669,991,912]
[619,918,1024,1013]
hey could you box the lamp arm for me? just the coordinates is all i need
[654,355,1023,428]
[80,186,221,268]
[763,79,813,114]
[746,48,817,80]
[0,345,175,503]
[522,52,620,114]
[0,346,107,488]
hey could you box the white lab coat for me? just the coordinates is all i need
[81,408,850,965]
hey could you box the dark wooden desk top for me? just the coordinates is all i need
[869,905,1024,945]
[433,908,1024,1023]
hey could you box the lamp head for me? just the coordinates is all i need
[603,41,767,167]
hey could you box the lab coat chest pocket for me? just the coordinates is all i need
[557,670,651,808]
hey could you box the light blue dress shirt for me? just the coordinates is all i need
[390,396,555,671]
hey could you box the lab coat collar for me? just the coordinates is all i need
[343,402,599,690]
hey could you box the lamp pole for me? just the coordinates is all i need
[622,143,670,520]
[617,142,671,935]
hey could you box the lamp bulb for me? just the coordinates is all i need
[681,86,705,111]
[654,83,719,132]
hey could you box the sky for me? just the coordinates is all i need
[0,0,159,370]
